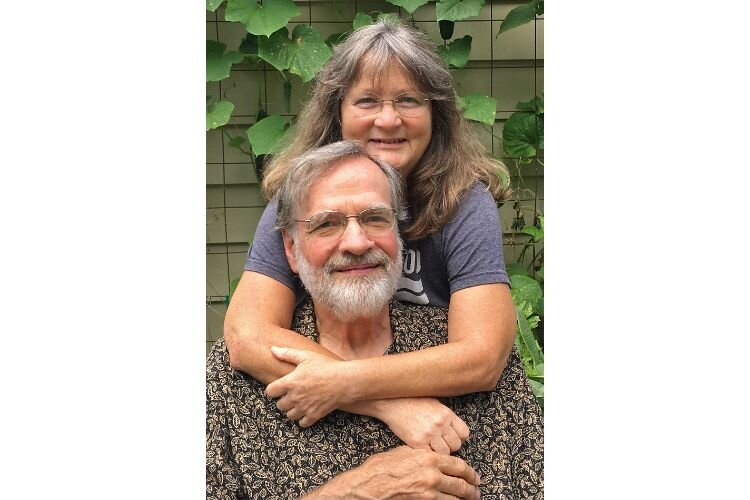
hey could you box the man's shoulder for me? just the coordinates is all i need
[388,300,449,352]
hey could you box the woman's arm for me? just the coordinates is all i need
[267,283,516,406]
[223,270,341,383]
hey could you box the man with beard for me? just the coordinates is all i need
[206,141,543,499]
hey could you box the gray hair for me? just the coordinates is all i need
[262,16,509,240]
[275,140,404,235]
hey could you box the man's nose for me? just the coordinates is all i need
[337,219,372,255]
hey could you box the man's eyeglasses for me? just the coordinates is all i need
[346,92,431,117]
[294,207,397,239]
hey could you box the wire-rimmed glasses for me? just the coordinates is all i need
[294,207,397,239]
[345,92,432,117]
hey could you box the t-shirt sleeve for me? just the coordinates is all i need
[243,200,296,291]
[442,182,510,293]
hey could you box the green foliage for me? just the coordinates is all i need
[225,0,300,37]
[207,3,545,404]
[436,35,472,68]
[207,0,225,13]
[502,96,544,158]
[458,93,497,126]
[206,99,235,131]
[247,115,289,155]
[206,40,244,82]
[436,0,485,22]
[353,12,374,29]
[387,0,430,14]
[498,0,543,36]
[258,25,332,82]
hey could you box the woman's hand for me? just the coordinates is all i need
[265,347,354,427]
[374,397,470,454]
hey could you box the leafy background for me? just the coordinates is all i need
[206,0,544,407]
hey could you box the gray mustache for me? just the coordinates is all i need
[324,250,391,273]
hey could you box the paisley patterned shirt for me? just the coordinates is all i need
[206,299,544,499]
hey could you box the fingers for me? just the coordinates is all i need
[269,345,304,365]
[438,475,480,500]
[452,417,470,442]
[265,378,286,399]
[437,455,481,487]
[440,426,463,453]
[429,436,451,455]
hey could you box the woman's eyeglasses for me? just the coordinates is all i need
[294,207,397,239]
[346,92,431,117]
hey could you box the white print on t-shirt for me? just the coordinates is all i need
[395,248,429,304]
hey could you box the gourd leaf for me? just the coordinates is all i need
[206,40,244,82]
[227,135,247,148]
[258,27,291,72]
[206,100,234,131]
[503,111,543,158]
[207,0,225,12]
[510,274,543,317]
[353,12,374,29]
[288,25,332,82]
[515,304,544,368]
[506,262,529,278]
[516,95,543,114]
[498,0,541,36]
[436,35,472,68]
[520,225,543,242]
[259,25,332,82]
[436,0,485,22]
[458,93,496,126]
[247,115,289,155]
[225,0,300,37]
[386,0,430,14]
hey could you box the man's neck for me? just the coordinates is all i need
[313,303,393,360]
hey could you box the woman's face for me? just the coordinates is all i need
[340,63,432,179]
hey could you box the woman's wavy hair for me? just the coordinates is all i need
[262,15,510,240]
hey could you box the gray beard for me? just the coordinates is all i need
[294,238,403,322]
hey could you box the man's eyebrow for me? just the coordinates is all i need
[367,202,392,209]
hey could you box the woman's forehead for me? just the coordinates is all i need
[351,58,420,90]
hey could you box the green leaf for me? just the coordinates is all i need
[353,12,374,30]
[436,0,485,22]
[206,40,244,82]
[436,35,472,68]
[529,379,544,409]
[502,111,543,158]
[516,95,544,114]
[228,135,247,148]
[386,0,430,14]
[520,225,543,242]
[206,100,234,131]
[506,263,529,278]
[510,275,543,317]
[247,115,289,155]
[325,32,348,47]
[515,305,544,367]
[498,0,539,36]
[225,0,300,37]
[288,25,332,82]
[259,25,332,82]
[458,94,496,125]
[207,0,225,12]
[258,27,291,72]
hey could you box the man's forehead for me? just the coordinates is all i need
[302,156,391,211]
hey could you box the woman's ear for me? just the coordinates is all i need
[281,230,299,274]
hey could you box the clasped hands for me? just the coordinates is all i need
[265,346,470,455]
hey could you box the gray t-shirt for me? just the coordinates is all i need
[244,181,509,308]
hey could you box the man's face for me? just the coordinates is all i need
[282,156,402,320]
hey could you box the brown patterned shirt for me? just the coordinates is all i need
[206,299,544,499]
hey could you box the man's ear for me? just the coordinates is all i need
[281,229,299,274]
